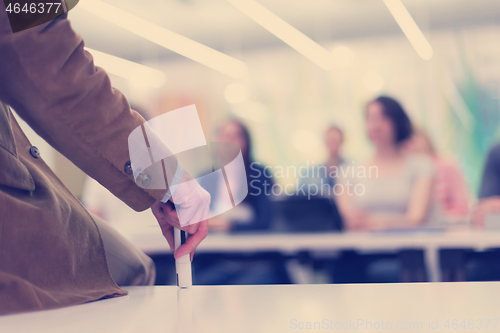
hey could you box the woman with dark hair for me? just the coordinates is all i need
[333,96,436,283]
[206,119,274,232]
[194,120,288,285]
[337,96,436,230]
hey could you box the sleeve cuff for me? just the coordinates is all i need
[160,162,184,203]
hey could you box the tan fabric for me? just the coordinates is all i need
[0,7,176,314]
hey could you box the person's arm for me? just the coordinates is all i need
[473,196,500,226]
[0,11,165,210]
[444,162,470,216]
[479,144,500,199]
[0,10,208,257]
[474,144,500,226]
[335,172,368,230]
[368,175,433,229]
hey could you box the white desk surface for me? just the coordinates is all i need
[125,227,500,254]
[2,283,500,333]
[122,227,500,283]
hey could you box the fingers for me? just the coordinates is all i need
[152,177,211,259]
[154,201,182,228]
[174,219,208,259]
[151,201,165,224]
[151,201,179,251]
[180,222,199,235]
[161,224,175,251]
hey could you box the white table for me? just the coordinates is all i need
[123,226,500,282]
[2,283,500,332]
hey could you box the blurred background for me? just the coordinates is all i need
[20,0,500,284]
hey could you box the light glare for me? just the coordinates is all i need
[79,0,248,79]
[227,0,333,70]
[382,0,434,60]
[86,48,166,89]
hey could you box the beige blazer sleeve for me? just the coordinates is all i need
[0,8,175,211]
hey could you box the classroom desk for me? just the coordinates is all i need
[2,283,500,332]
[121,226,500,282]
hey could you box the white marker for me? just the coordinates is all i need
[174,228,192,288]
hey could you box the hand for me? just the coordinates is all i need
[151,200,208,260]
[365,216,390,231]
[151,172,211,260]
[343,210,368,231]
[473,196,500,227]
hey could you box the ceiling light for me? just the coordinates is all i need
[79,0,248,79]
[86,47,166,89]
[227,0,333,70]
[382,0,433,60]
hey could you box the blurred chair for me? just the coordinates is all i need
[272,195,343,232]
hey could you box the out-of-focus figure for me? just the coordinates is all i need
[337,96,436,231]
[194,120,288,285]
[453,144,500,282]
[324,126,345,175]
[205,119,274,232]
[406,128,470,221]
[334,96,436,283]
[300,125,344,191]
[280,125,345,234]
[474,144,500,227]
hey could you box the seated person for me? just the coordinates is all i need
[406,128,470,221]
[461,144,500,282]
[300,125,345,192]
[337,96,436,231]
[194,120,288,284]
[474,144,500,226]
[334,96,436,283]
[207,120,273,233]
